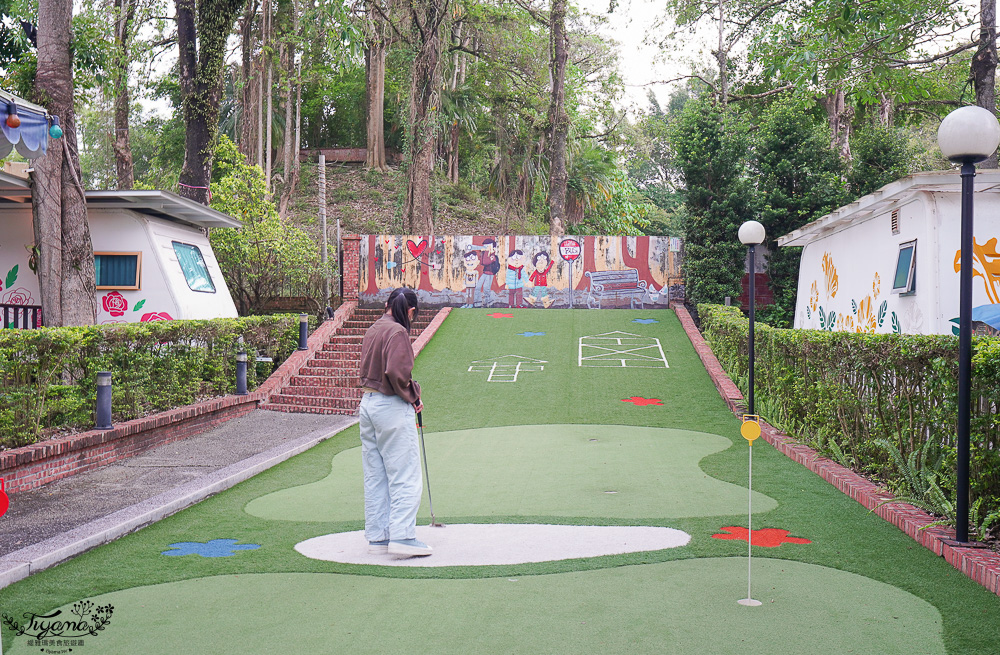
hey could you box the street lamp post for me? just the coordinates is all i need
[739,220,766,416]
[937,106,1000,543]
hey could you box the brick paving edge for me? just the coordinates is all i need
[672,302,1000,598]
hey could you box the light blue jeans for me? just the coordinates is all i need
[359,391,422,542]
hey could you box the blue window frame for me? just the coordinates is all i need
[891,240,917,295]
[171,241,216,293]
[94,252,141,290]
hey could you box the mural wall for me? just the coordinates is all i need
[359,235,684,308]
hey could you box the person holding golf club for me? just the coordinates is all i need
[358,287,433,558]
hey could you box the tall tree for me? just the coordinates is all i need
[401,0,449,233]
[111,0,138,189]
[32,0,98,326]
[972,0,998,168]
[363,0,390,171]
[546,0,568,236]
[175,0,247,205]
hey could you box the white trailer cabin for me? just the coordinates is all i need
[0,170,240,326]
[779,170,1000,336]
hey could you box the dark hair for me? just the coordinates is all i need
[464,251,479,261]
[386,287,419,332]
[511,249,524,257]
[483,237,497,246]
[533,251,549,265]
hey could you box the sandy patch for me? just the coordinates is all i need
[294,524,690,567]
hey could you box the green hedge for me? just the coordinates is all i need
[0,315,315,450]
[699,303,1000,535]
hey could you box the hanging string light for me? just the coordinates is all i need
[6,103,20,128]
[48,115,62,139]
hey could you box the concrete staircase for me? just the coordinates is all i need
[260,307,433,415]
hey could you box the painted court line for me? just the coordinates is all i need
[579,332,669,368]
[468,355,547,382]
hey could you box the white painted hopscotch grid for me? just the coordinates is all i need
[468,356,547,382]
[578,332,669,368]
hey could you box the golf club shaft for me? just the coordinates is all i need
[416,411,439,524]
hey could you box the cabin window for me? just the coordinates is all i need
[891,240,917,295]
[171,241,216,293]
[94,252,141,290]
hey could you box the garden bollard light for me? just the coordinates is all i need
[236,351,248,395]
[298,313,308,350]
[96,372,113,430]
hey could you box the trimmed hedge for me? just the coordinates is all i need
[699,303,1000,530]
[0,315,314,450]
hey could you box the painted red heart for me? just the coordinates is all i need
[407,239,428,259]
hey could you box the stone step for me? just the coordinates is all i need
[321,342,363,353]
[327,335,364,344]
[299,365,358,376]
[259,402,354,416]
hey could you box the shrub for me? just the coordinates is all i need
[699,303,1000,537]
[0,315,310,449]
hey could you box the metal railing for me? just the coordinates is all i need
[1,304,42,329]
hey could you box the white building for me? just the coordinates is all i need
[779,170,1000,336]
[0,170,239,326]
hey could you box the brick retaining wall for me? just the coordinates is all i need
[672,303,1000,597]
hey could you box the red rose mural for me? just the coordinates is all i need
[102,291,128,317]
[3,287,33,305]
[140,312,174,322]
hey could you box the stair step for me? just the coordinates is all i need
[270,394,361,410]
[260,403,355,415]
[280,385,363,398]
[321,343,363,353]
[289,374,357,387]
[300,365,358,376]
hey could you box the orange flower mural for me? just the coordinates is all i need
[954,237,1000,304]
[856,296,877,333]
[809,282,819,311]
[872,272,881,298]
[838,314,855,332]
[822,252,839,298]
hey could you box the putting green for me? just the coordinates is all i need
[6,558,943,655]
[244,424,778,521]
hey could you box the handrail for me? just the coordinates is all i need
[1,304,42,329]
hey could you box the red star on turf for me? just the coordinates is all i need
[621,397,664,406]
[711,526,812,547]
[487,313,514,318]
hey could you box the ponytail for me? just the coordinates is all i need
[386,287,419,332]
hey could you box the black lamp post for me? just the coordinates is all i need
[739,220,766,416]
[937,106,1000,543]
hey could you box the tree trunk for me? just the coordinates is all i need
[973,0,998,168]
[716,0,728,106]
[546,0,569,236]
[402,0,445,234]
[112,0,136,189]
[281,41,293,186]
[876,91,894,128]
[364,40,388,171]
[820,88,853,162]
[34,0,97,326]
[239,0,259,162]
[175,0,247,205]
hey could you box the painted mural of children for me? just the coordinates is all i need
[525,251,555,308]
[466,238,500,307]
[461,251,479,308]
[501,249,527,308]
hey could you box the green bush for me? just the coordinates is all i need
[0,315,311,449]
[699,303,1000,538]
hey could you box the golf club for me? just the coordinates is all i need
[417,411,444,527]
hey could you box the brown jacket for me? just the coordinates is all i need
[359,313,421,404]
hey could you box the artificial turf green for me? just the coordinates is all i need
[6,559,945,655]
[246,424,778,521]
[2,308,1000,654]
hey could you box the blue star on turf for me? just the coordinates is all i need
[632,319,659,324]
[162,539,261,558]
[517,331,546,337]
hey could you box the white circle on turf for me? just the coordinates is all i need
[295,524,691,567]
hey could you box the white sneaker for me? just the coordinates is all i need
[368,540,389,554]
[388,539,433,558]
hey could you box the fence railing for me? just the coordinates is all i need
[1,304,42,329]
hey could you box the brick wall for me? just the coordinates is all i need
[343,235,361,301]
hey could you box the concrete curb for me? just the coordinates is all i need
[672,303,1000,598]
[0,418,358,590]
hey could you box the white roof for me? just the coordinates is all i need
[0,178,240,229]
[777,169,1000,248]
